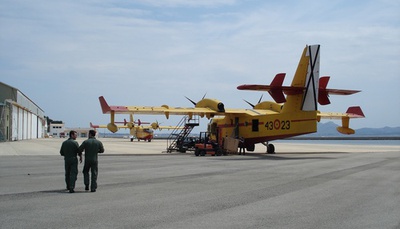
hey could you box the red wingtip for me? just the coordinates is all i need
[90,122,99,128]
[99,96,111,114]
[346,106,365,118]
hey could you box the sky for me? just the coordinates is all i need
[1,0,399,132]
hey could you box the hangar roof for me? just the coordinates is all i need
[0,82,45,117]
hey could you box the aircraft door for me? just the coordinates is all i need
[208,122,218,141]
[252,119,259,132]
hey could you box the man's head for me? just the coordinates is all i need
[89,130,96,137]
[69,131,77,140]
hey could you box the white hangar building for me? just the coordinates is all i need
[0,82,46,141]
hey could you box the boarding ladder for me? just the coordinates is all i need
[166,115,199,153]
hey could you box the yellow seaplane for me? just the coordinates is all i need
[98,44,364,153]
[90,114,179,142]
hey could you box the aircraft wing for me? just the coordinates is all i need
[318,106,365,134]
[100,96,276,119]
[225,108,278,116]
[90,123,108,129]
[100,96,219,118]
[157,125,185,130]
[90,122,128,129]
[319,76,361,95]
[318,106,365,119]
[323,88,361,95]
[127,106,223,119]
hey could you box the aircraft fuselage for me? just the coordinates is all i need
[209,110,317,150]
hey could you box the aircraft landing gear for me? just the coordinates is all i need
[262,142,276,154]
[267,144,275,154]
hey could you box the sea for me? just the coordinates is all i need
[278,139,400,146]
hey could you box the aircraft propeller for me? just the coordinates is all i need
[185,93,208,106]
[243,94,264,108]
[185,96,196,106]
[151,120,162,130]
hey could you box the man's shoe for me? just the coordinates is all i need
[69,189,74,193]
[85,186,89,191]
[91,189,96,192]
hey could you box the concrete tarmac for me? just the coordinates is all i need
[0,138,399,228]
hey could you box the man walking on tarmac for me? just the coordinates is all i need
[79,130,104,192]
[60,130,82,193]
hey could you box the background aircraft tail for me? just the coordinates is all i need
[282,45,320,113]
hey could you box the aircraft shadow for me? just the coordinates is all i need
[276,151,350,155]
[213,153,337,161]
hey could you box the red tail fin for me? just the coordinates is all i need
[271,73,285,86]
[268,73,286,103]
[318,76,330,105]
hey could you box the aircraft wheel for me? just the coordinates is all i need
[267,144,275,154]
[216,150,222,156]
[200,150,206,156]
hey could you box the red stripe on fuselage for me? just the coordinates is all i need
[217,119,314,128]
[217,122,265,128]
[291,118,317,122]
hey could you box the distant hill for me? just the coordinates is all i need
[310,122,400,137]
[98,121,400,139]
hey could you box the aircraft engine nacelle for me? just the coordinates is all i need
[126,122,134,129]
[151,122,159,130]
[196,98,225,112]
[254,101,282,112]
[107,123,118,133]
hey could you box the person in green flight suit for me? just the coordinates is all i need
[79,130,104,192]
[60,130,82,193]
